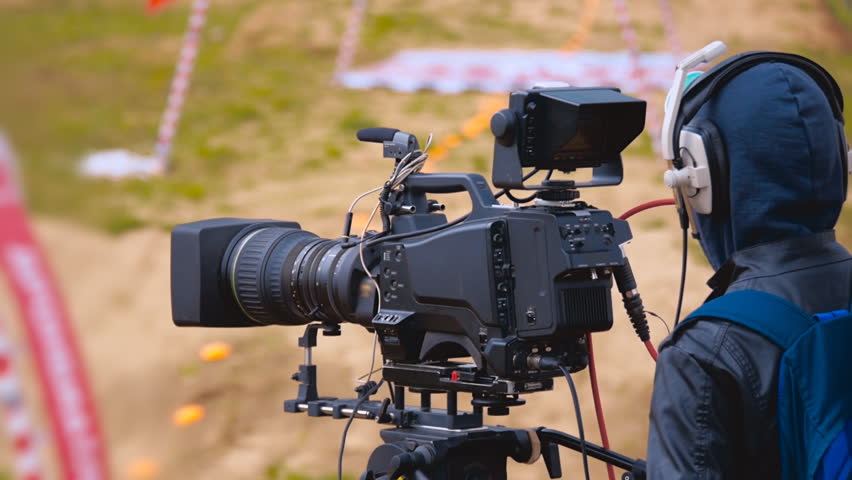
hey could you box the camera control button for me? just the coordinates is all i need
[491,110,516,146]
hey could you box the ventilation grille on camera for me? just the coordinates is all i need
[560,287,612,332]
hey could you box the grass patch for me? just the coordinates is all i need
[837,204,852,246]
[263,463,352,480]
[324,143,343,160]
[827,0,852,32]
[164,181,208,202]
[640,218,668,231]
[311,206,339,218]
[471,153,489,174]
[0,0,331,231]
[687,239,711,268]
[624,131,655,159]
[98,207,146,235]
[338,108,380,134]
[178,363,200,377]
[4,0,852,249]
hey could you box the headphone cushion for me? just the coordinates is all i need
[838,123,850,194]
[683,119,729,218]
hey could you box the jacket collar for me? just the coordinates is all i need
[707,231,846,299]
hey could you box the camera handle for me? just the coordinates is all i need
[400,173,499,220]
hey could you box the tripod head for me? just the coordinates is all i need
[283,324,647,480]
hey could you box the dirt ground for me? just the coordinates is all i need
[1,0,848,478]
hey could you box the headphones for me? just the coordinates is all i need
[661,41,851,226]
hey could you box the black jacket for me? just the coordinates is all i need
[646,232,852,479]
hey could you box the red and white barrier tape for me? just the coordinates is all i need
[612,0,663,152]
[656,0,683,60]
[333,0,368,81]
[153,0,209,171]
[0,134,109,480]
[147,0,178,14]
[0,329,45,480]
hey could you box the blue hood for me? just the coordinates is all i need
[691,62,847,270]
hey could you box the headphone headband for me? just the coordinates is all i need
[673,51,846,154]
[663,46,849,233]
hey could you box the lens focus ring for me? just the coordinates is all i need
[230,227,315,324]
[231,228,279,324]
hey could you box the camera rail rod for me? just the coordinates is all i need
[294,401,375,420]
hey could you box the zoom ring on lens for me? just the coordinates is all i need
[228,225,367,326]
[264,232,317,323]
[230,228,279,324]
[230,227,317,325]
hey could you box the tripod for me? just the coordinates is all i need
[284,324,647,480]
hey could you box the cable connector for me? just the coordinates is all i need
[613,259,651,343]
[527,354,562,371]
[355,380,379,399]
[622,294,651,342]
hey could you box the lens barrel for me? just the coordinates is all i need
[225,226,373,326]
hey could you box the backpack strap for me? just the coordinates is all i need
[681,290,817,349]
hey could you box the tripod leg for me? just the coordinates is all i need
[542,441,562,479]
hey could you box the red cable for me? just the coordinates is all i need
[586,332,616,480]
[583,199,673,478]
[586,198,675,480]
[617,198,675,221]
[644,340,659,361]
[617,198,674,362]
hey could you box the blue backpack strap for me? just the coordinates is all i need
[816,419,852,479]
[682,290,852,480]
[786,311,852,479]
[681,289,816,349]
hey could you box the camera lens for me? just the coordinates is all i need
[224,226,375,326]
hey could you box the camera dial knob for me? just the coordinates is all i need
[491,109,517,147]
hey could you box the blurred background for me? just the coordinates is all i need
[1,0,852,478]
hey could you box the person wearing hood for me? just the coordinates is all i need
[646,55,852,478]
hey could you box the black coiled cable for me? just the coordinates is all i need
[612,258,651,342]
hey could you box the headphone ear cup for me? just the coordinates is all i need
[681,119,729,217]
[839,124,850,195]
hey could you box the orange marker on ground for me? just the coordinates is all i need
[199,341,231,362]
[172,404,205,426]
[128,458,160,479]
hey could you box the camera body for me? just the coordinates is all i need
[170,86,646,394]
[371,173,632,388]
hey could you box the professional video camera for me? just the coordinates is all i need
[171,86,651,480]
